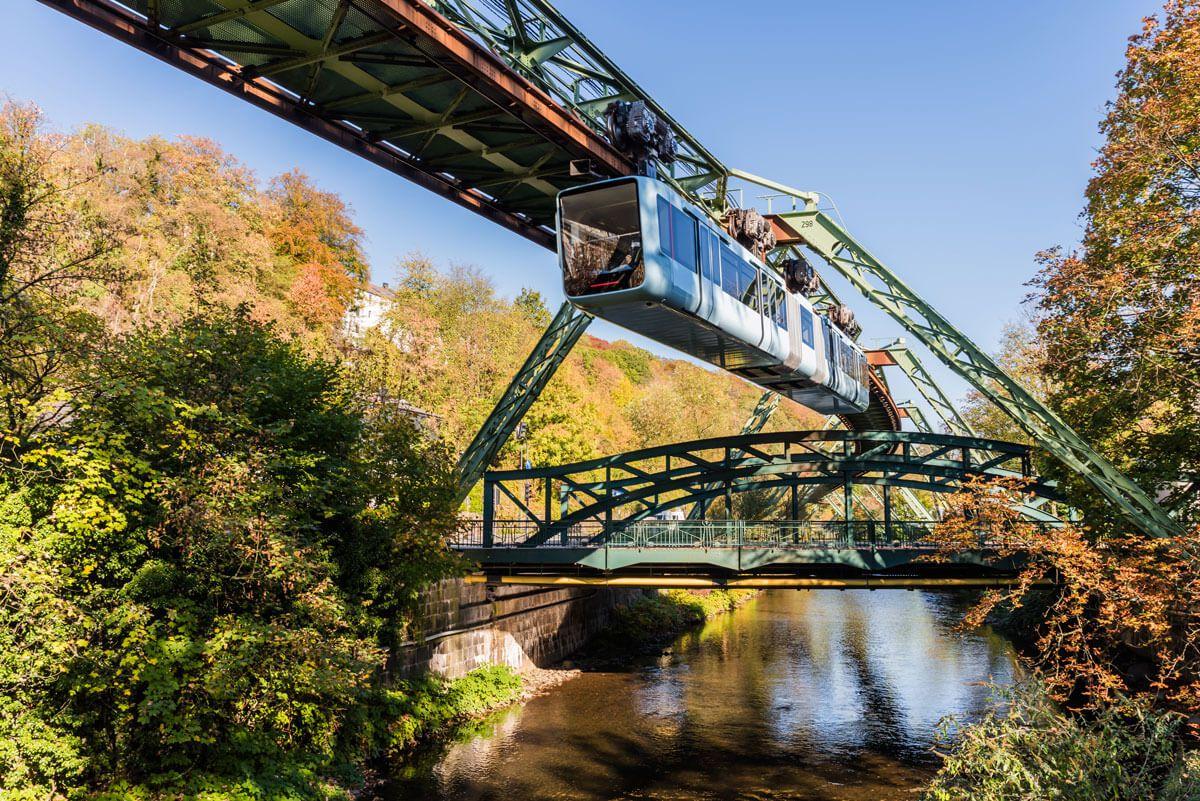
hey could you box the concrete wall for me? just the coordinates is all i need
[394,579,647,679]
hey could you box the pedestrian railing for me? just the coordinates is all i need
[450,519,1005,550]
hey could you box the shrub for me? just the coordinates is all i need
[923,686,1199,801]
[0,310,463,799]
[598,590,756,648]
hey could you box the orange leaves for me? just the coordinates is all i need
[932,479,1200,715]
[287,262,355,328]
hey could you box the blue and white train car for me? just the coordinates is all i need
[557,176,869,415]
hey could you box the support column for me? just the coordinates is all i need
[883,484,893,542]
[482,475,495,547]
[843,478,854,547]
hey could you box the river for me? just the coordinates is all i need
[386,589,1018,801]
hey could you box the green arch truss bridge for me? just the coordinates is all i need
[454,430,1066,584]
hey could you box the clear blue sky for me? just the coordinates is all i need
[1,1,1161,415]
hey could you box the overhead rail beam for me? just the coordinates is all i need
[426,0,729,210]
[41,0,639,249]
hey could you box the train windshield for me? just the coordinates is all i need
[560,181,643,296]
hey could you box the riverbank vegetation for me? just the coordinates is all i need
[924,688,1199,801]
[369,665,524,759]
[595,590,758,650]
[927,1,1200,797]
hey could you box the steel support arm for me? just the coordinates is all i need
[455,301,592,502]
[772,210,1178,537]
[881,339,976,437]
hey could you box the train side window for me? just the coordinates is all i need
[800,306,814,347]
[720,244,741,297]
[657,197,673,257]
[766,278,786,327]
[700,230,718,284]
[742,264,760,311]
[672,207,698,271]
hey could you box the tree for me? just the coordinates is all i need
[0,101,119,464]
[1031,1,1200,525]
[959,318,1051,446]
[267,170,367,332]
[514,287,551,327]
[0,310,463,796]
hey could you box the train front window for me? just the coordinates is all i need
[560,182,644,296]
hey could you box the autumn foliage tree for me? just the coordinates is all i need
[1032,0,1200,527]
[932,479,1200,717]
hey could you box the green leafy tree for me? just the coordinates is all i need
[0,101,118,463]
[1031,0,1200,525]
[514,287,551,327]
[0,310,462,797]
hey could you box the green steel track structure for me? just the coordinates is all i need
[877,338,976,437]
[40,0,1179,538]
[481,430,1057,548]
[770,211,1179,537]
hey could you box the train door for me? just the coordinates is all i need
[696,227,719,321]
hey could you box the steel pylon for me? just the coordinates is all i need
[455,301,592,503]
[770,208,1176,537]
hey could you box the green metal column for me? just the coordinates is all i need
[774,208,1180,538]
[455,301,592,503]
[881,339,976,437]
[883,485,893,539]
[482,474,495,546]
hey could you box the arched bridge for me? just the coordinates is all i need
[452,430,1066,588]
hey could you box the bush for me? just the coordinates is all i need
[357,666,523,758]
[0,310,464,799]
[923,686,1200,801]
[598,590,756,648]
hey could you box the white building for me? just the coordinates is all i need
[342,281,398,340]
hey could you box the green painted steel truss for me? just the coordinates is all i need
[771,209,1180,538]
[43,0,1178,541]
[480,430,1059,548]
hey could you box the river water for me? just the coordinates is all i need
[387,590,1018,801]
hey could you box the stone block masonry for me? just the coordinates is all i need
[395,579,649,679]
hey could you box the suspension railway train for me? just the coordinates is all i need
[557,176,870,414]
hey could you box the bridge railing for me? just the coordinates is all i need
[452,519,994,550]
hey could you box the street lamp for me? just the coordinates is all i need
[514,422,532,508]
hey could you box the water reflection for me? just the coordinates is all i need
[387,590,1017,801]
